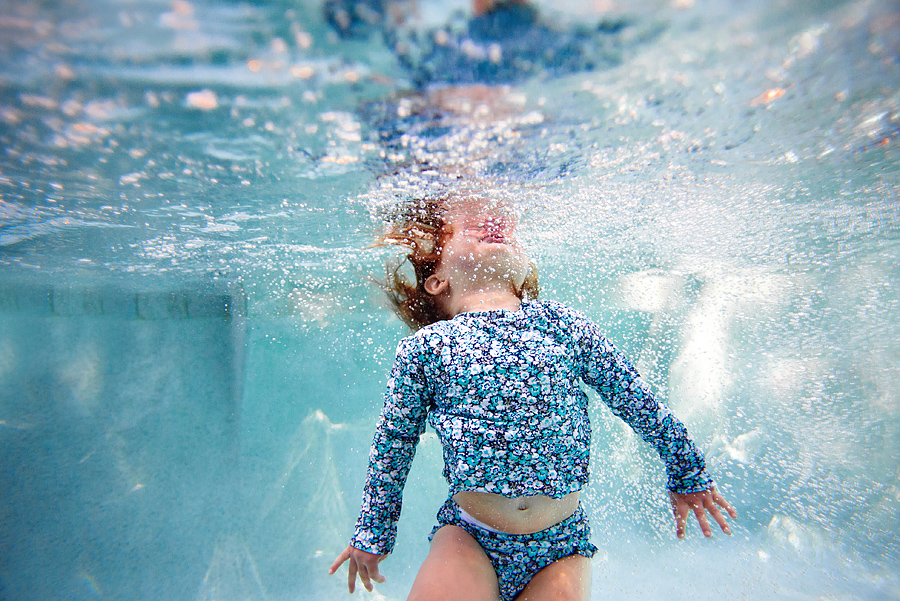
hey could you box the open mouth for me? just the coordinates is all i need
[464,227,509,244]
[481,234,507,244]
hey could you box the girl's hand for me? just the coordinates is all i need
[669,487,737,539]
[329,545,388,593]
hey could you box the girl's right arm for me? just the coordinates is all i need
[350,335,431,552]
[331,335,432,590]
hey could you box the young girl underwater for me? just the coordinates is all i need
[329,195,737,600]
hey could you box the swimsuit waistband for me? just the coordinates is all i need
[458,506,505,534]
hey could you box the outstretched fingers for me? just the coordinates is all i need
[670,495,686,539]
[704,498,733,536]
[369,564,386,585]
[692,501,714,537]
[670,488,736,539]
[354,554,386,592]
[713,488,739,520]
[329,545,388,594]
[703,488,737,536]
[357,561,375,593]
[328,547,351,576]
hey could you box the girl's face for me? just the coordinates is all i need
[432,207,530,292]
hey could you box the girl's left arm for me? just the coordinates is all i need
[669,488,736,539]
[563,304,736,536]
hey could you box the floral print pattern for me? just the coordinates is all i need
[351,300,713,554]
[430,498,597,601]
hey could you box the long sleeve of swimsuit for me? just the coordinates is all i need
[350,335,431,555]
[554,302,714,494]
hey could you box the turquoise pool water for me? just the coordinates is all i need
[1,0,898,599]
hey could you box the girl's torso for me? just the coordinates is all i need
[414,301,593,501]
[452,489,581,534]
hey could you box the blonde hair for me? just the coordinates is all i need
[379,194,539,330]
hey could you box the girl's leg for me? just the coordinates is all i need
[514,554,591,601]
[407,525,500,601]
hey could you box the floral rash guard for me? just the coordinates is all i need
[351,300,713,554]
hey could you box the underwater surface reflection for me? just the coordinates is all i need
[0,0,898,599]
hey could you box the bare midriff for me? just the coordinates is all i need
[452,490,581,534]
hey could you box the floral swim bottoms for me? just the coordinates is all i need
[429,498,597,601]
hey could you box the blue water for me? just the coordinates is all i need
[1,0,899,599]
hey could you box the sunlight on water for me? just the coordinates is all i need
[196,534,268,601]
[1,0,898,599]
[257,411,352,559]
